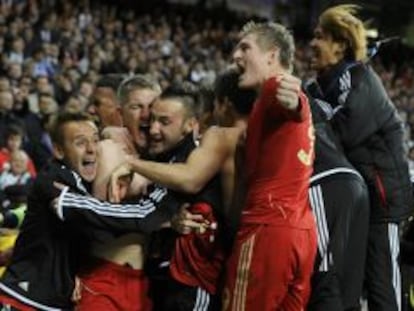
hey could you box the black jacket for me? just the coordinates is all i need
[144,134,223,280]
[310,61,412,222]
[308,96,363,185]
[0,160,180,310]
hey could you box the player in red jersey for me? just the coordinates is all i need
[222,21,317,311]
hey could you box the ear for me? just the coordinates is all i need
[268,48,280,65]
[183,117,198,134]
[53,144,65,160]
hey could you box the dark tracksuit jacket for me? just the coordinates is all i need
[310,60,413,223]
[0,159,180,310]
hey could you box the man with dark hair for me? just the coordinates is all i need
[93,74,125,129]
[107,85,222,310]
[0,112,181,310]
[110,69,257,237]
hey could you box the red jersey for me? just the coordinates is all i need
[242,77,314,228]
[170,202,224,294]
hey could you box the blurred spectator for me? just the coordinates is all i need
[0,90,22,148]
[0,150,32,191]
[0,0,409,173]
[0,125,36,177]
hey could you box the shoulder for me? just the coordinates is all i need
[192,127,234,160]
[200,127,226,144]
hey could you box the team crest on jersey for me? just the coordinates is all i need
[297,125,315,166]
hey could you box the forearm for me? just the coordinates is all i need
[129,158,205,194]
[56,187,177,233]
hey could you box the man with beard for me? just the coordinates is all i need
[110,85,224,310]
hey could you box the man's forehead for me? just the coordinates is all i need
[152,98,184,115]
[64,121,98,136]
[237,33,257,45]
[233,33,258,54]
[94,87,116,97]
[126,88,158,103]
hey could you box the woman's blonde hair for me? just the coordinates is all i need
[319,4,367,61]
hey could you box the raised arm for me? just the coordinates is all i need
[264,74,307,122]
[112,127,229,195]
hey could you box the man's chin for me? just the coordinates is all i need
[80,173,96,183]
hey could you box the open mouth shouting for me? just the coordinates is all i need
[80,158,97,182]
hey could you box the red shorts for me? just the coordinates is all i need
[222,224,317,311]
[0,293,36,311]
[75,259,152,311]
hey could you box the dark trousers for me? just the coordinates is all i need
[307,174,370,311]
[365,222,401,311]
[149,271,218,311]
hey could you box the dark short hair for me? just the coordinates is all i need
[95,74,125,92]
[196,85,215,119]
[215,70,257,115]
[50,112,94,146]
[6,124,24,139]
[160,82,199,119]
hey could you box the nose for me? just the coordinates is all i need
[149,120,161,137]
[309,38,317,48]
[86,140,97,154]
[140,106,150,124]
[232,48,241,64]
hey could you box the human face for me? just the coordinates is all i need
[93,87,122,127]
[122,88,159,151]
[309,26,346,73]
[54,121,99,182]
[10,151,27,175]
[0,91,13,111]
[7,134,22,152]
[232,33,275,90]
[149,98,194,155]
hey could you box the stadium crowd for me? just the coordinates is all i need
[0,0,413,310]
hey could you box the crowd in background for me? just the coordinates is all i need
[0,0,414,203]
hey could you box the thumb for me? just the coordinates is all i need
[53,181,67,191]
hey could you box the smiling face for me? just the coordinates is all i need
[309,25,346,73]
[54,120,99,182]
[149,98,194,156]
[232,33,275,90]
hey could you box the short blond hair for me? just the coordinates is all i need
[240,21,295,70]
[319,4,367,61]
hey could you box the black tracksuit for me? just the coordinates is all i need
[144,135,223,311]
[309,60,413,311]
[306,97,370,311]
